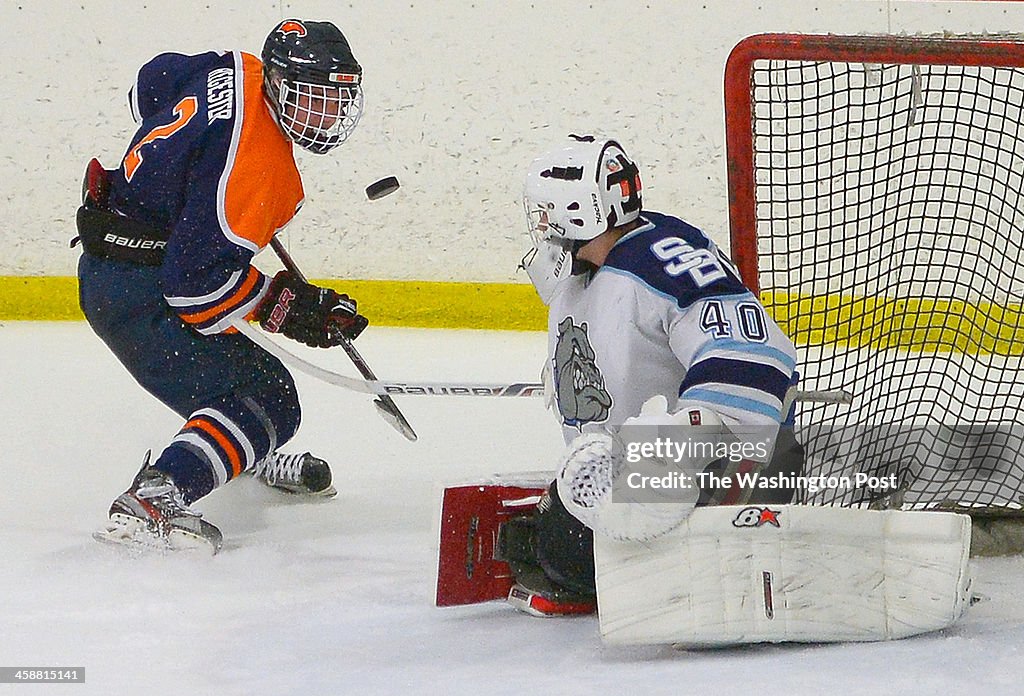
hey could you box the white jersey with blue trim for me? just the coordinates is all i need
[546,211,798,445]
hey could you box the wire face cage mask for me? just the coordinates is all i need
[271,76,363,154]
[520,198,578,305]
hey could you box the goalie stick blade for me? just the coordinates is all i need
[435,483,547,607]
[365,176,400,200]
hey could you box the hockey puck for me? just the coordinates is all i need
[365,176,400,200]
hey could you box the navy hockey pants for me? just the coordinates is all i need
[78,254,301,502]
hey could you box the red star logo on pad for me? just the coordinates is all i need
[758,508,781,527]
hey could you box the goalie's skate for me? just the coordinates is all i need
[500,517,597,617]
[252,451,336,497]
[93,455,222,555]
[506,566,597,618]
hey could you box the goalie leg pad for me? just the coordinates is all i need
[595,505,973,646]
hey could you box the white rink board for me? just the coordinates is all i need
[4,1,1024,280]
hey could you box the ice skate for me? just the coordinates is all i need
[500,518,597,618]
[506,577,597,618]
[252,451,336,497]
[93,454,222,555]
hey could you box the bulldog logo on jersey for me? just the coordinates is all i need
[553,317,613,428]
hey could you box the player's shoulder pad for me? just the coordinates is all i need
[601,211,751,310]
[132,51,228,122]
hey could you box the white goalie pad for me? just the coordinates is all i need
[595,505,973,646]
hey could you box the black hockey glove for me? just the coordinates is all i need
[255,270,368,348]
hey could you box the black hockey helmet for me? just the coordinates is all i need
[262,19,364,154]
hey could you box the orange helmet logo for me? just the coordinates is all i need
[278,20,307,37]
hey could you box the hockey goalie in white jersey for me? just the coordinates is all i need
[527,139,796,445]
[497,135,973,645]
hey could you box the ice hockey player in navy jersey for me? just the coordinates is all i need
[506,135,804,615]
[77,19,369,553]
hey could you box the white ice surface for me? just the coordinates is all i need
[1,322,1023,695]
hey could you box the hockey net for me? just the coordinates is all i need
[725,33,1024,514]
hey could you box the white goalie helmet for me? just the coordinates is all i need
[521,135,643,304]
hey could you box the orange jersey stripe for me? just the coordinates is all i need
[185,416,243,479]
[180,266,261,325]
[223,53,304,249]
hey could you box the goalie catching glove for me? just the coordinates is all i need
[254,270,368,348]
[557,395,724,542]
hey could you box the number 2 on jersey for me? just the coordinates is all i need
[123,96,198,182]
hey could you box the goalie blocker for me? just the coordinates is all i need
[596,504,974,646]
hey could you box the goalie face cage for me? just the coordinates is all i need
[725,34,1024,513]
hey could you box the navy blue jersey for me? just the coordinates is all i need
[603,212,751,309]
[107,50,304,335]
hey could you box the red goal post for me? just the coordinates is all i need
[722,33,1024,514]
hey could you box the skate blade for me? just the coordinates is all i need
[266,483,338,499]
[241,471,338,499]
[93,516,219,556]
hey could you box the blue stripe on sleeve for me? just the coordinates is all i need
[681,357,792,403]
[678,387,783,422]
[692,339,797,372]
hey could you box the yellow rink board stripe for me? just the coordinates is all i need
[763,290,1024,356]
[5,277,1023,354]
[0,276,549,331]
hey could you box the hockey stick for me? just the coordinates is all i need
[233,320,851,404]
[233,320,544,397]
[794,389,853,405]
[262,175,416,440]
[267,233,418,441]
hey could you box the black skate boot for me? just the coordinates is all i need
[500,517,597,617]
[252,451,336,497]
[497,486,597,617]
[94,453,223,554]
